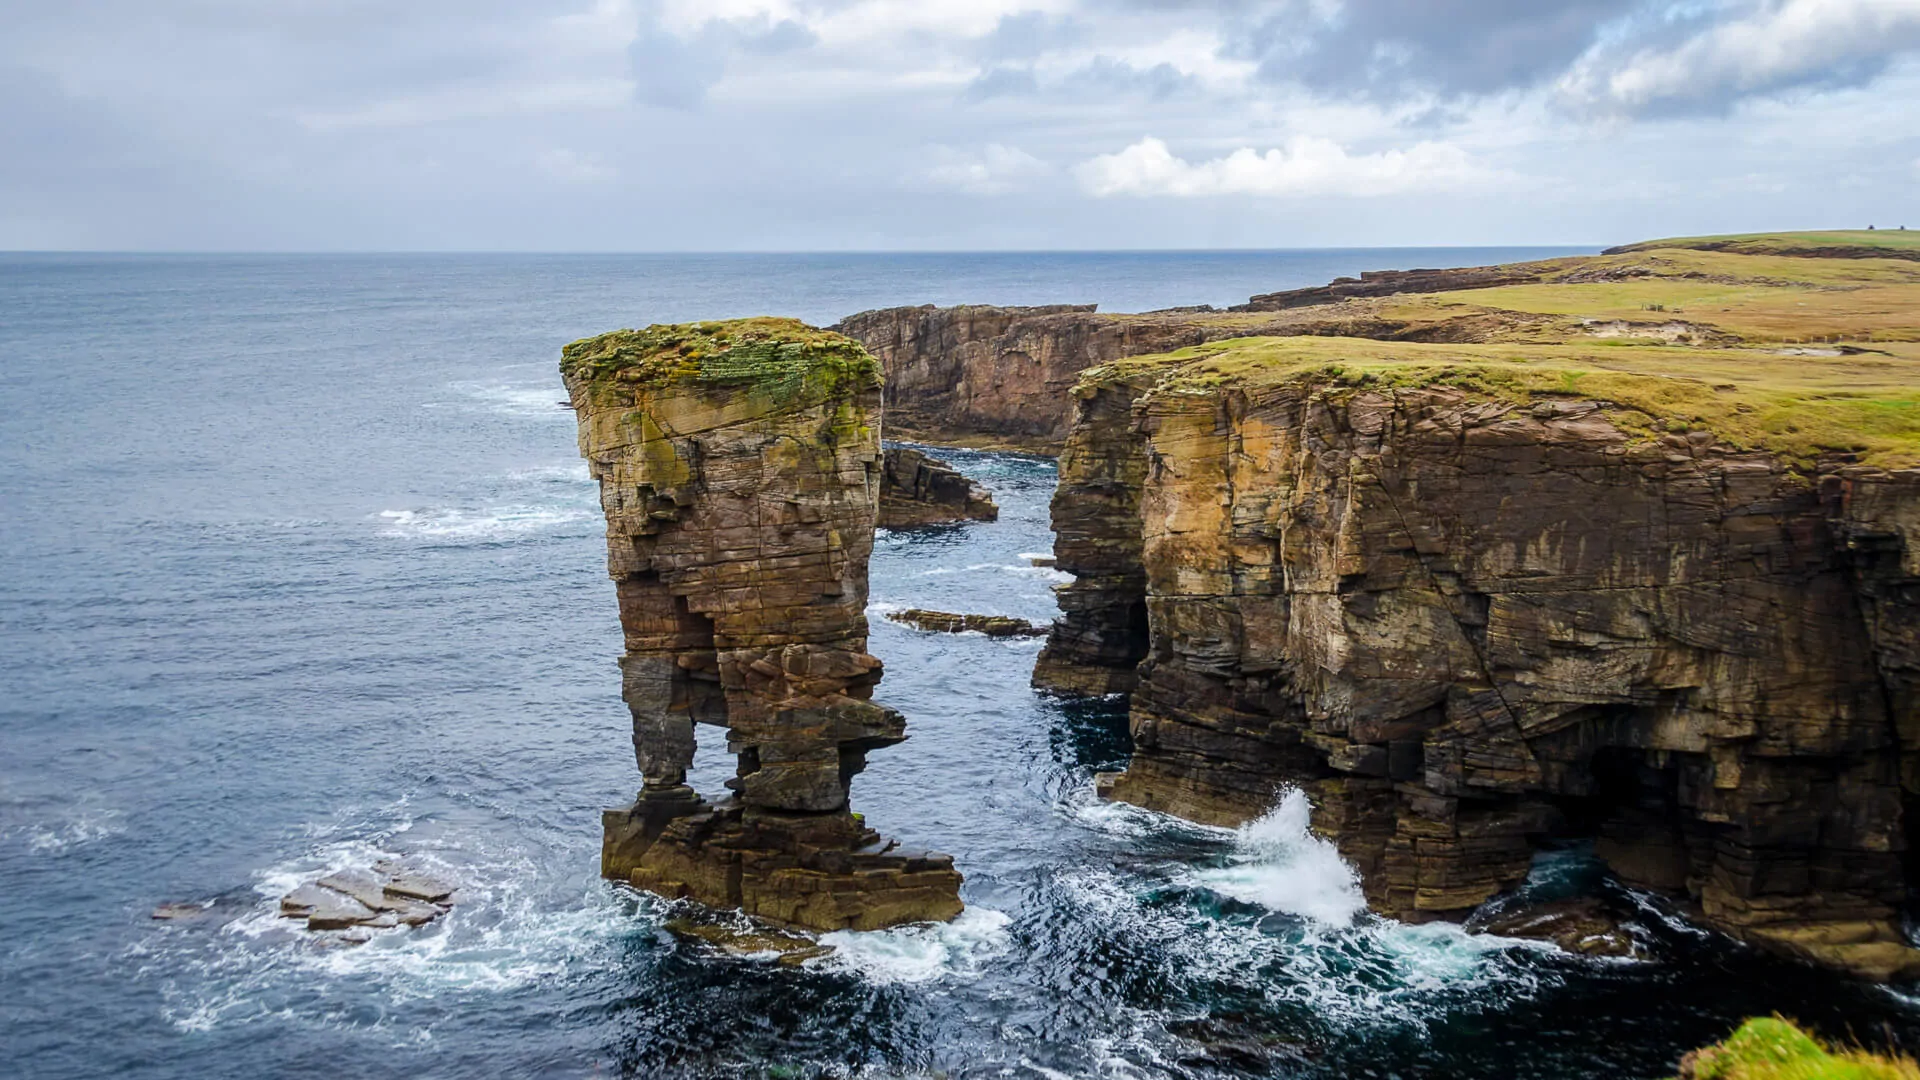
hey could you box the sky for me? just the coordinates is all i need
[2,0,1917,251]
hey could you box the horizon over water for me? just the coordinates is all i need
[7,247,1920,1079]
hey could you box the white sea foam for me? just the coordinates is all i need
[1189,789,1366,926]
[140,802,625,1033]
[15,807,125,855]
[441,381,572,418]
[919,562,1073,584]
[505,462,592,484]
[813,906,1012,985]
[1060,784,1550,1032]
[374,505,593,541]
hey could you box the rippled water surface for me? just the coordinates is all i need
[5,250,1918,1079]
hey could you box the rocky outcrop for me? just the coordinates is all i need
[1044,359,1920,979]
[562,318,962,932]
[1233,265,1542,311]
[277,860,455,935]
[1030,371,1155,696]
[886,609,1048,638]
[878,446,997,528]
[834,305,1331,447]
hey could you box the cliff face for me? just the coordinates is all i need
[833,305,1337,448]
[1041,339,1920,979]
[561,319,962,932]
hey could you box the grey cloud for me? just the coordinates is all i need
[1238,0,1643,99]
[964,66,1042,101]
[977,12,1085,61]
[965,56,1197,103]
[1557,0,1920,117]
[1062,57,1195,101]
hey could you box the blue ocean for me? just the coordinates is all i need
[5,249,1915,1079]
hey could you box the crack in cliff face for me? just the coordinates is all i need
[1043,369,1920,980]
[1366,395,1537,780]
[562,319,964,933]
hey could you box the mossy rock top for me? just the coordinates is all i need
[561,317,881,402]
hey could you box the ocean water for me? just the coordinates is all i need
[4,249,1917,1080]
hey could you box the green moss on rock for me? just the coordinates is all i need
[560,317,881,403]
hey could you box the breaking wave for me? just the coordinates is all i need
[814,907,1013,985]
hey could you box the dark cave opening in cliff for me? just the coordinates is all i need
[1541,743,1698,899]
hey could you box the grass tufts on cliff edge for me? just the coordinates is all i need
[1082,231,1920,468]
[1677,1017,1920,1080]
[560,317,881,404]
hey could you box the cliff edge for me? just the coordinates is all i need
[1035,233,1920,980]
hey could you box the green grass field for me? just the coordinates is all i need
[1081,231,1920,466]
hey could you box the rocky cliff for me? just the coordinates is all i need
[835,236,1920,454]
[877,445,998,528]
[1031,234,1920,980]
[561,318,962,932]
[833,305,1338,448]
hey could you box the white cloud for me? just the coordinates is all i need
[1074,135,1498,198]
[922,143,1052,195]
[1559,0,1920,115]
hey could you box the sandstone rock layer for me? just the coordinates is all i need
[878,445,998,528]
[562,318,962,932]
[1045,356,1920,980]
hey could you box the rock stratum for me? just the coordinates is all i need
[878,445,998,528]
[835,232,1920,451]
[1030,232,1920,980]
[561,318,962,932]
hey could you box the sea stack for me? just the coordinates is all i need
[561,318,962,932]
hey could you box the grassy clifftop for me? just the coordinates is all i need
[1677,1017,1919,1079]
[1085,231,1920,467]
[1608,229,1920,260]
[560,318,881,404]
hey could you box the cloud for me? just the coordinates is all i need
[629,7,818,109]
[1237,0,1641,99]
[965,55,1196,102]
[1558,0,1920,116]
[923,143,1053,194]
[1075,134,1498,197]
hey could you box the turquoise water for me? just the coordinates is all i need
[6,249,1916,1079]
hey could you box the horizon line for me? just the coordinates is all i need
[0,243,1608,257]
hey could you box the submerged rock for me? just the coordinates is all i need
[1471,897,1646,959]
[561,318,963,933]
[878,446,997,528]
[887,609,1047,638]
[663,916,835,966]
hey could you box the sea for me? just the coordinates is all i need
[5,249,1918,1079]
